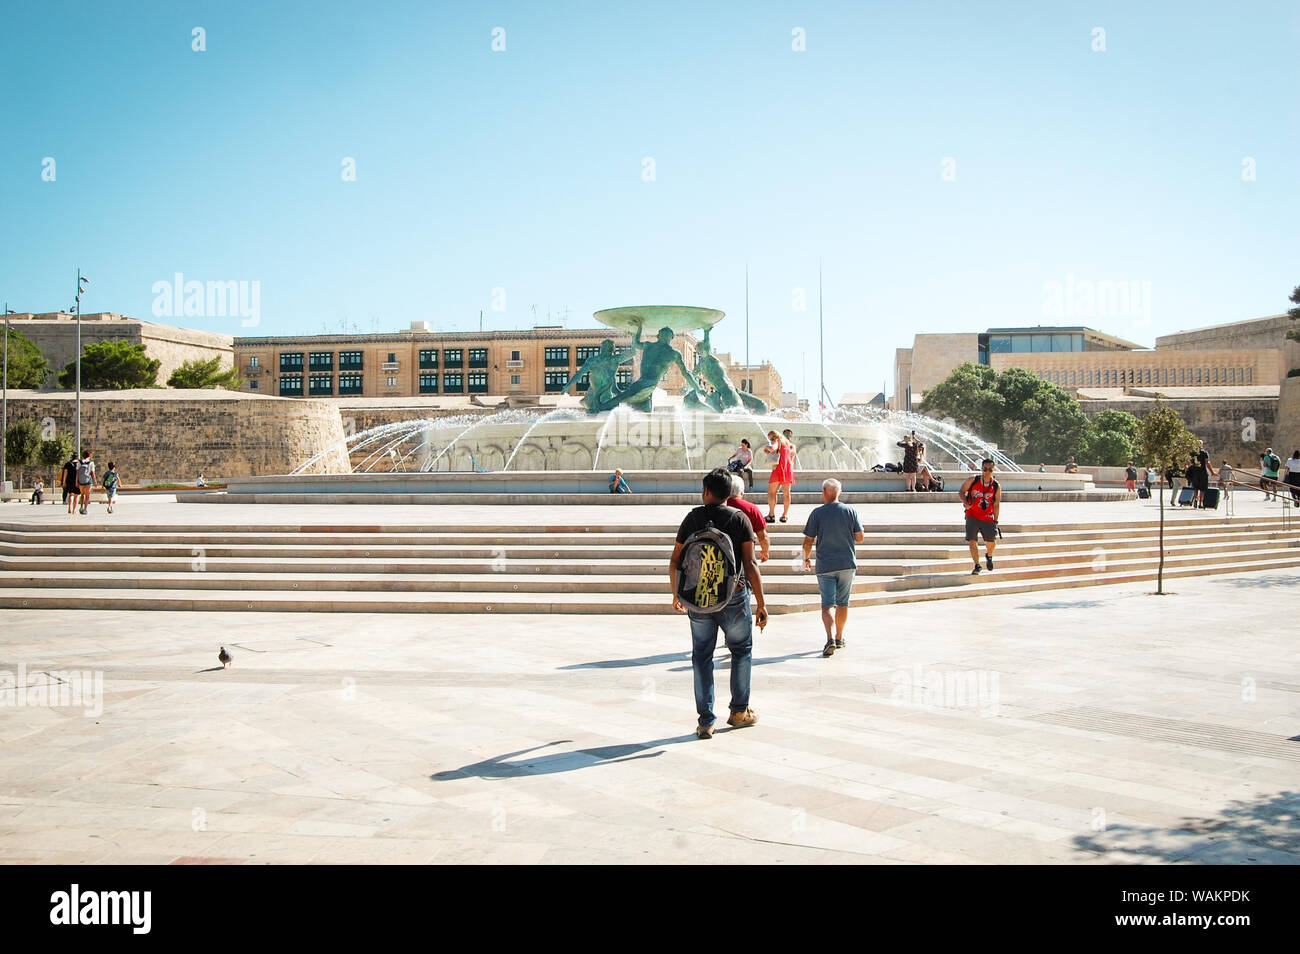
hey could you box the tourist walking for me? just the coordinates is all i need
[671,468,767,739]
[1260,448,1282,501]
[102,462,121,513]
[1165,459,1182,506]
[75,451,95,515]
[1143,466,1156,495]
[763,430,796,523]
[608,468,632,494]
[1124,461,1137,493]
[1193,442,1214,508]
[1283,450,1300,507]
[727,475,770,564]
[727,439,754,490]
[61,455,79,512]
[897,432,919,491]
[960,459,1001,574]
[801,478,865,657]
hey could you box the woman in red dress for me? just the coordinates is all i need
[763,430,796,523]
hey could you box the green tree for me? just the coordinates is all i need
[168,356,242,390]
[1,327,50,388]
[919,363,1093,463]
[1136,403,1200,595]
[38,432,76,471]
[1286,283,1299,343]
[4,419,42,489]
[1000,419,1029,459]
[1086,409,1142,466]
[58,341,160,389]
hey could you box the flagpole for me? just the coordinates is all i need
[818,258,824,416]
[2,302,8,493]
[744,260,749,395]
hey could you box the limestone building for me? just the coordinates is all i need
[233,323,784,409]
[4,312,234,388]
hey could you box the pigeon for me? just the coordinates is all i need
[218,647,232,669]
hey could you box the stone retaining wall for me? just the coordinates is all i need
[2,391,347,486]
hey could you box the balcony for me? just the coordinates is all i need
[242,365,262,376]
[505,359,524,369]
[381,361,400,371]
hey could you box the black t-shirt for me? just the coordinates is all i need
[676,503,757,589]
[1197,449,1209,466]
[1125,466,1137,480]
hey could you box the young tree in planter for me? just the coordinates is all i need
[37,432,77,489]
[1136,403,1200,595]
[3,419,42,490]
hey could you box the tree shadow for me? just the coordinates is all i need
[1020,599,1107,610]
[431,736,690,781]
[1224,576,1300,589]
[1073,790,1300,862]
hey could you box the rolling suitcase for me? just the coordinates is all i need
[1137,485,1150,499]
[1202,487,1220,510]
[1177,488,1195,507]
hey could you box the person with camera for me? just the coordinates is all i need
[960,459,1001,575]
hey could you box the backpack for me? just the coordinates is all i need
[77,460,94,484]
[102,471,118,490]
[1268,454,1281,472]
[676,520,740,614]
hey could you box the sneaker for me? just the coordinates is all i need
[834,638,845,649]
[696,723,714,740]
[985,554,994,571]
[726,708,758,728]
[822,639,836,657]
[971,564,982,575]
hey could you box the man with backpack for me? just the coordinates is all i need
[75,450,96,515]
[1261,448,1282,501]
[670,468,768,740]
[960,459,1001,575]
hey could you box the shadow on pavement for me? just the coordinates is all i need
[1072,790,1300,862]
[1223,575,1300,589]
[431,737,691,780]
[559,652,689,670]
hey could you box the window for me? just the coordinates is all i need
[1050,334,1073,352]
[1069,371,1076,386]
[468,372,488,393]
[1030,334,1052,352]
[545,347,570,367]
[279,375,303,396]
[1010,336,1031,353]
[387,353,396,363]
[616,367,632,387]
[576,372,591,393]
[544,371,568,392]
[511,350,521,361]
[339,351,363,370]
[1247,367,1253,383]
[309,374,333,395]
[309,352,333,370]
[249,379,258,389]
[386,376,397,387]
[444,349,463,368]
[576,345,600,363]
[249,356,259,368]
[279,352,303,370]
[419,374,438,394]
[338,373,363,395]
[988,335,1012,354]
[510,374,520,385]
[443,372,463,393]
[468,348,488,368]
[419,349,438,369]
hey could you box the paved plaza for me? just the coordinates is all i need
[0,497,1296,863]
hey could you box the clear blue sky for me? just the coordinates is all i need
[2,0,1297,401]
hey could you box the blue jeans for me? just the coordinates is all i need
[688,588,753,728]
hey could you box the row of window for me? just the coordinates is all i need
[1040,366,1256,388]
[278,374,364,396]
[418,372,490,394]
[989,333,1085,355]
[260,346,597,373]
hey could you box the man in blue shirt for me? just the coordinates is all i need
[802,478,864,657]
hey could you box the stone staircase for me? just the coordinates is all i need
[0,516,1296,614]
